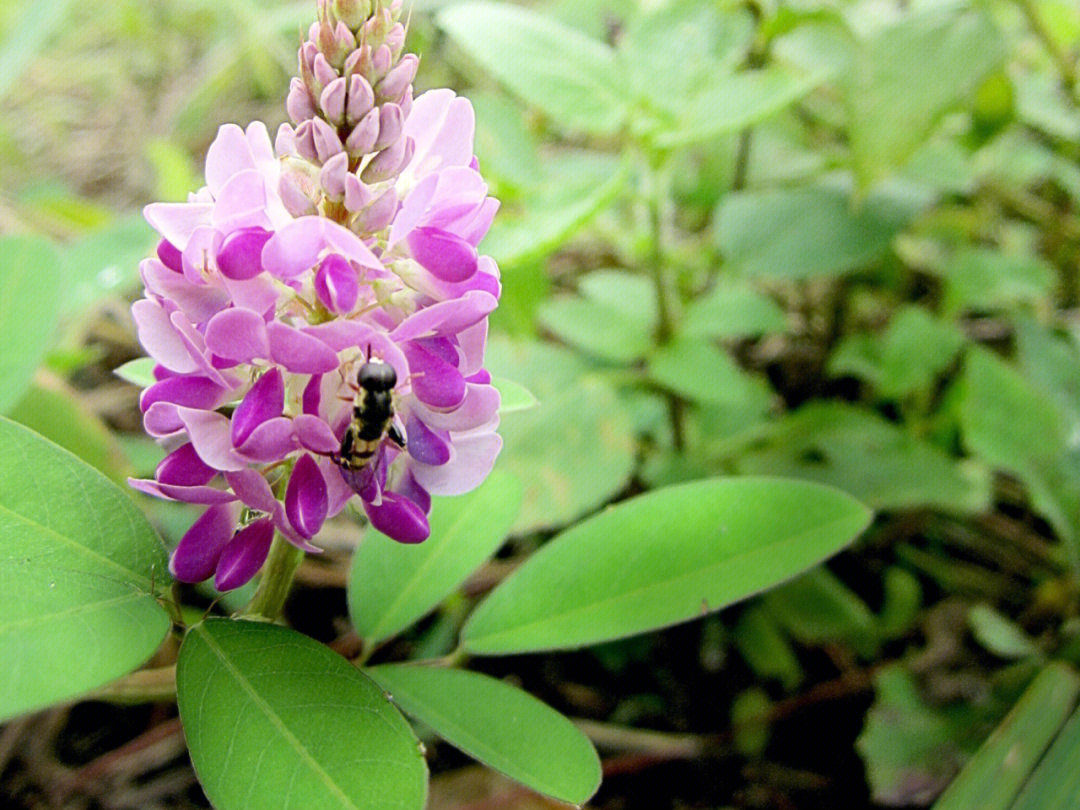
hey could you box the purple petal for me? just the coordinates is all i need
[261,216,383,278]
[363,491,430,544]
[410,382,500,431]
[407,226,478,283]
[235,416,297,463]
[405,415,450,465]
[303,374,323,416]
[212,169,271,232]
[410,427,502,496]
[156,442,217,486]
[143,202,212,251]
[140,258,231,323]
[132,300,199,374]
[157,240,183,272]
[217,226,272,280]
[314,253,359,314]
[317,456,355,516]
[170,503,240,582]
[140,375,231,413]
[205,124,254,195]
[214,518,275,591]
[177,407,247,471]
[143,403,184,437]
[293,414,340,454]
[205,307,270,363]
[404,342,466,409]
[267,321,340,374]
[285,454,328,539]
[395,469,431,515]
[231,368,284,446]
[389,290,497,343]
[129,477,237,505]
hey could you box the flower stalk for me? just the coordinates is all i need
[244,532,306,620]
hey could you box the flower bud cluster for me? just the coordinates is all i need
[129,0,502,591]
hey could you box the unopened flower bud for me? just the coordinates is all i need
[345,74,374,125]
[332,0,373,30]
[373,103,403,151]
[311,117,345,163]
[354,186,398,232]
[345,106,380,156]
[371,44,392,80]
[279,172,319,217]
[320,76,348,125]
[294,120,319,162]
[376,53,417,101]
[312,52,338,89]
[287,78,317,123]
[314,253,359,313]
[361,134,411,183]
[320,151,349,199]
[385,23,405,58]
[344,173,372,212]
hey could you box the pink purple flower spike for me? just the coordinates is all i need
[129,0,502,590]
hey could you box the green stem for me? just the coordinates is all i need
[244,532,304,621]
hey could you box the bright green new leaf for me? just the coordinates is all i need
[538,297,652,364]
[113,357,157,389]
[462,478,872,655]
[492,376,537,414]
[733,606,803,690]
[932,663,1079,810]
[367,665,600,806]
[0,418,169,721]
[0,234,64,414]
[681,282,787,340]
[715,184,906,280]
[349,472,523,644]
[649,338,772,412]
[968,604,1042,660]
[936,249,1055,315]
[653,66,824,149]
[438,2,627,135]
[177,620,428,810]
[847,9,1005,186]
[764,566,878,657]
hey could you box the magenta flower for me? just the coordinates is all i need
[129,0,502,590]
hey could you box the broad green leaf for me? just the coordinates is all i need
[847,9,1005,186]
[649,338,773,412]
[8,382,130,483]
[485,337,635,533]
[538,297,652,364]
[764,566,878,657]
[733,606,803,690]
[176,620,427,810]
[653,66,824,149]
[968,604,1041,660]
[878,567,922,639]
[114,357,157,389]
[0,418,169,721]
[932,663,1080,810]
[829,306,966,400]
[367,665,600,806]
[438,2,627,135]
[471,93,543,192]
[1011,705,1080,810]
[715,184,906,280]
[462,478,872,655]
[681,282,787,340]
[936,249,1055,315]
[492,376,537,414]
[857,666,972,806]
[0,234,64,414]
[734,402,991,514]
[483,152,626,269]
[578,270,658,326]
[61,214,152,313]
[349,472,523,644]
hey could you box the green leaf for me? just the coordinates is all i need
[176,620,428,810]
[0,234,64,414]
[968,604,1041,661]
[0,0,70,99]
[936,249,1055,315]
[932,663,1080,810]
[492,376,537,414]
[764,566,878,657]
[461,477,872,655]
[367,665,600,806]
[847,9,1005,186]
[731,687,772,759]
[0,418,169,721]
[1011,705,1080,810]
[8,382,131,483]
[485,337,636,533]
[715,184,906,280]
[733,606,803,690]
[857,666,971,806]
[349,472,523,645]
[649,338,773,411]
[652,66,824,149]
[438,2,627,135]
[538,296,652,364]
[61,214,152,313]
[733,402,991,514]
[681,282,787,340]
[113,357,157,389]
